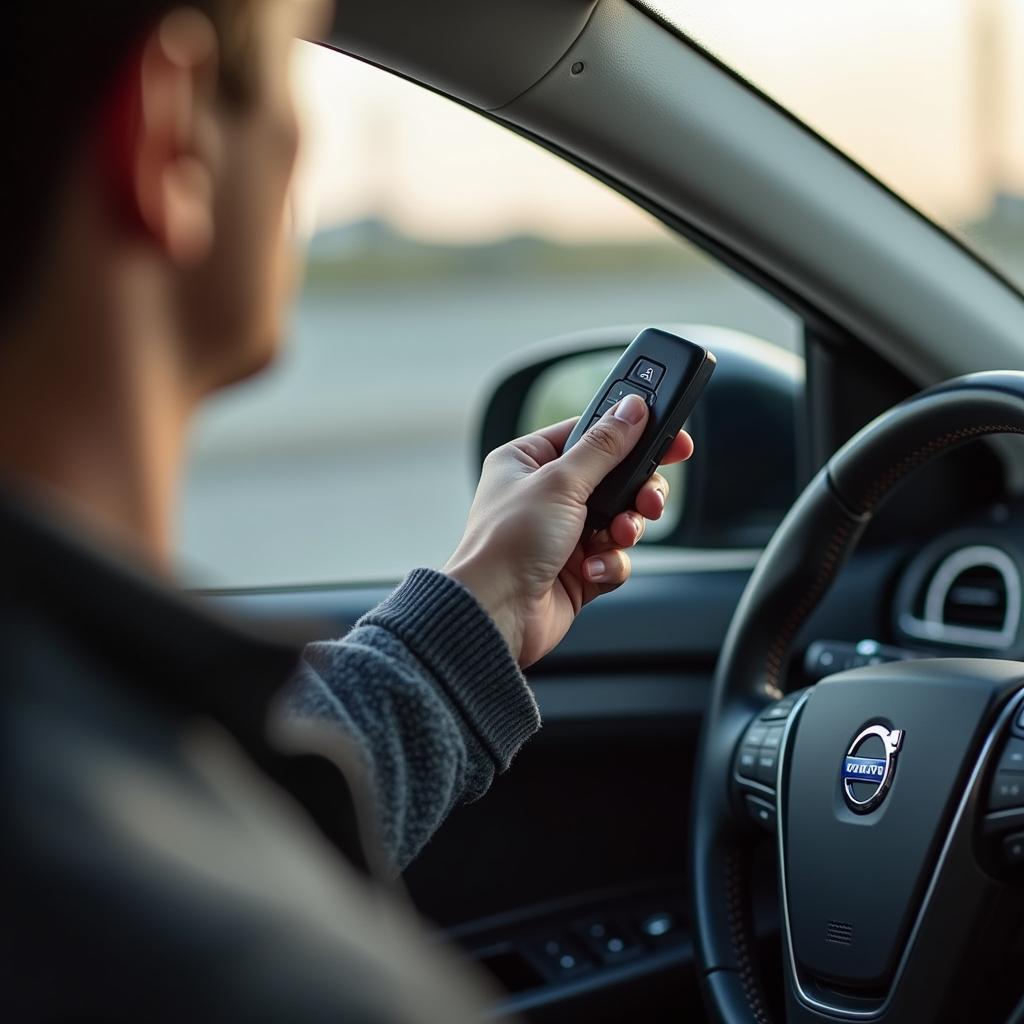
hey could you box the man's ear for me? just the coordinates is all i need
[100,10,222,266]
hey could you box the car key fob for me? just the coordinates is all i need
[563,327,716,531]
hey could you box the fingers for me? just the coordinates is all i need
[530,417,580,456]
[497,421,690,475]
[550,394,649,500]
[507,417,580,468]
[635,472,669,521]
[582,547,632,588]
[660,430,694,466]
[609,509,645,548]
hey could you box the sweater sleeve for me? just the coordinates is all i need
[283,569,540,873]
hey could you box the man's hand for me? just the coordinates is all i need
[444,393,694,668]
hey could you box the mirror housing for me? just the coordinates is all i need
[478,323,803,548]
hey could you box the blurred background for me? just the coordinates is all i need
[178,0,1024,588]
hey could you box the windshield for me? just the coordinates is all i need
[644,0,1024,290]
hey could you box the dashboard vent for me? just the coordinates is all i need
[900,545,1021,650]
[943,564,1007,631]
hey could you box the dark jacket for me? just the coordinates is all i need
[3,492,540,1021]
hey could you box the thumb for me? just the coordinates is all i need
[556,393,649,496]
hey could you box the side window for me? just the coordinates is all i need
[177,44,801,587]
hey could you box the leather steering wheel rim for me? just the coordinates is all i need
[691,371,1024,1024]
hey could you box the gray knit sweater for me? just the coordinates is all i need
[286,568,541,873]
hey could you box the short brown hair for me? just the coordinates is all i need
[1,1,257,324]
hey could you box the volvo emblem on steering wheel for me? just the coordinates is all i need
[841,724,904,813]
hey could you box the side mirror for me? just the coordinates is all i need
[478,324,803,549]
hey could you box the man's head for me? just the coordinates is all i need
[2,0,330,397]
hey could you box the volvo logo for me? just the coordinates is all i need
[841,724,904,813]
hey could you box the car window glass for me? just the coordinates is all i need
[646,0,1024,290]
[177,43,800,587]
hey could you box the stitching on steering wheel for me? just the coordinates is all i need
[763,517,854,693]
[853,423,1024,514]
[725,848,772,1024]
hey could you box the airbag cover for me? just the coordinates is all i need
[784,661,1001,988]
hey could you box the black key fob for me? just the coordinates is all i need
[563,327,716,530]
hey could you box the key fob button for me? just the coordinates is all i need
[653,435,674,464]
[603,380,654,407]
[629,359,665,389]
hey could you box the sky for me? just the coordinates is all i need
[664,0,1024,222]
[290,0,1024,244]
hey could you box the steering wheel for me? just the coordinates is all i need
[692,371,1024,1024]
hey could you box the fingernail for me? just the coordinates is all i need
[613,393,646,425]
[585,557,607,580]
[654,487,666,511]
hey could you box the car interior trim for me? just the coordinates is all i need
[326,0,599,110]
[629,548,763,575]
[531,672,709,721]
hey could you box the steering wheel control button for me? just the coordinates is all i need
[998,737,1024,772]
[734,697,809,797]
[989,772,1024,811]
[628,358,665,390]
[743,722,769,747]
[1003,832,1024,867]
[761,695,797,720]
[754,748,779,785]
[743,795,776,832]
[736,745,759,778]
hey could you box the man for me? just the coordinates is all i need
[3,0,693,1019]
